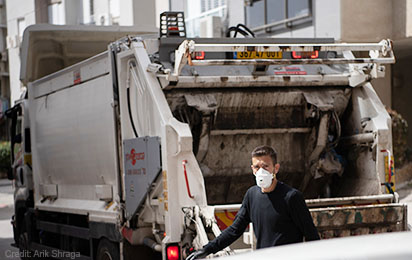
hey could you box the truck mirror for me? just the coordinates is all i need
[7,168,13,180]
[14,133,22,144]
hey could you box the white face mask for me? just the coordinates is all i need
[254,168,273,189]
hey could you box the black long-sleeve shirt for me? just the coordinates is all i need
[204,182,320,254]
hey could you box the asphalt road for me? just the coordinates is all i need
[0,179,18,260]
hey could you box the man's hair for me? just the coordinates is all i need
[251,145,277,165]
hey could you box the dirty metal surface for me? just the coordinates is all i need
[306,194,394,208]
[165,87,352,204]
[310,203,407,238]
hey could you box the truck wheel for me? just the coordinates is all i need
[18,221,43,260]
[96,238,119,260]
[18,229,30,260]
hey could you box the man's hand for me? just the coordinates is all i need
[186,248,209,260]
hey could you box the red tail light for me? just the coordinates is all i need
[292,50,319,59]
[195,51,205,60]
[166,244,180,260]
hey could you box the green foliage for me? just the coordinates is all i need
[0,141,11,171]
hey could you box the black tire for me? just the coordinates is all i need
[18,230,30,260]
[18,225,43,260]
[96,238,120,260]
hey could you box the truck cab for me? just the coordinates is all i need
[6,94,34,253]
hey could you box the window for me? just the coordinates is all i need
[246,0,264,28]
[201,0,206,12]
[245,0,311,30]
[82,0,94,24]
[267,0,285,24]
[17,18,26,38]
[288,0,310,17]
[109,0,120,25]
[48,1,65,25]
[200,0,226,13]
[14,117,22,159]
[186,0,227,37]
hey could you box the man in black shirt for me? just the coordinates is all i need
[187,145,320,260]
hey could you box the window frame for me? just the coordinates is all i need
[245,0,313,34]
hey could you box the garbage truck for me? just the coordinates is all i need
[7,12,408,260]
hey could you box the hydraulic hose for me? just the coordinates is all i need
[126,60,139,138]
[143,237,162,252]
[127,87,139,138]
[226,23,255,38]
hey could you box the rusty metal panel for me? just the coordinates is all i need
[310,203,407,238]
[306,194,394,208]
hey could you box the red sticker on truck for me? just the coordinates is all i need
[274,66,307,75]
[126,148,145,166]
[73,70,81,84]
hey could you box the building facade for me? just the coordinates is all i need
[0,0,8,139]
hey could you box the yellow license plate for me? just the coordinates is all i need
[236,51,282,59]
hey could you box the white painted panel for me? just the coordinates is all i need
[36,198,119,223]
[30,73,119,204]
[32,52,109,98]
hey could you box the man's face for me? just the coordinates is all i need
[251,155,279,175]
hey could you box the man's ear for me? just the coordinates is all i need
[274,163,280,174]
